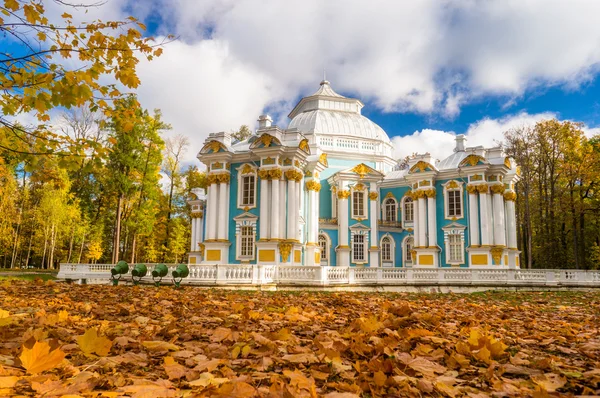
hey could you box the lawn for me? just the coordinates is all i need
[0,281,598,396]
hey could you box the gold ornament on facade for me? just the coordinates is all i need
[424,189,436,198]
[207,141,223,153]
[285,169,303,182]
[241,164,254,174]
[404,190,414,199]
[410,160,436,173]
[504,157,512,168]
[298,139,310,153]
[385,192,395,199]
[446,180,459,189]
[466,184,478,194]
[319,153,328,167]
[212,161,223,170]
[410,250,417,261]
[419,180,431,187]
[305,170,313,177]
[491,247,504,264]
[503,192,517,202]
[283,158,292,166]
[516,166,522,176]
[294,160,301,168]
[198,243,205,258]
[351,163,372,178]
[490,184,505,195]
[258,169,270,180]
[487,175,497,182]
[216,174,231,184]
[414,190,426,199]
[263,157,275,165]
[369,192,379,200]
[460,154,485,167]
[225,162,230,170]
[331,185,338,193]
[269,168,282,180]
[306,180,322,192]
[259,134,274,147]
[279,242,292,262]
[207,174,217,185]
[470,174,483,181]
[243,206,250,212]
[337,190,351,199]
[354,183,366,191]
[476,184,489,194]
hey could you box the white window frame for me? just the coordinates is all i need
[351,188,368,220]
[401,196,414,228]
[442,224,466,266]
[382,198,398,222]
[380,234,394,266]
[352,234,366,263]
[235,220,257,261]
[443,180,464,220]
[318,232,330,266]
[402,236,414,267]
[237,164,258,210]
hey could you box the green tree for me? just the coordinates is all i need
[232,125,252,142]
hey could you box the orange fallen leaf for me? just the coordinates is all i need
[142,341,179,352]
[282,352,319,364]
[0,376,19,388]
[77,328,112,357]
[188,372,230,387]
[531,373,567,392]
[20,340,66,374]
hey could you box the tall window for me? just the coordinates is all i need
[318,234,328,261]
[240,226,254,257]
[403,197,414,223]
[381,237,392,262]
[405,237,414,264]
[448,234,463,262]
[447,190,462,217]
[352,234,365,262]
[241,175,255,206]
[352,191,366,218]
[384,198,397,222]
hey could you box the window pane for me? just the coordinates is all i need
[318,235,328,260]
[242,176,255,206]
[448,234,462,262]
[353,235,365,262]
[404,198,413,222]
[353,192,364,217]
[448,190,461,217]
[405,238,413,262]
[240,226,254,257]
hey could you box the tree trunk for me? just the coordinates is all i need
[130,235,136,264]
[78,234,86,264]
[112,195,124,264]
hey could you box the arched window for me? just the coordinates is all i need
[383,198,397,222]
[318,233,329,265]
[403,197,414,225]
[404,237,414,265]
[381,236,393,263]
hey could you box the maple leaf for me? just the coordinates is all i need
[163,356,187,380]
[531,373,567,392]
[0,309,13,326]
[142,341,179,352]
[77,328,112,357]
[0,376,19,388]
[282,352,319,364]
[188,372,230,387]
[19,340,66,374]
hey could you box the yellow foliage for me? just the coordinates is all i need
[77,328,112,356]
[19,340,65,374]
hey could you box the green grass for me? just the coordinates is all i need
[0,268,57,273]
[0,274,57,281]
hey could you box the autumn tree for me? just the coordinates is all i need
[232,125,252,142]
[161,134,188,252]
[0,0,169,158]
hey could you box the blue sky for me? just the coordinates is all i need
[6,0,600,163]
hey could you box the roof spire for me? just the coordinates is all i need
[320,68,329,86]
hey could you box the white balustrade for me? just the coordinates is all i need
[57,263,600,289]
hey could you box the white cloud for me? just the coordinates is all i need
[391,112,558,162]
[30,0,600,162]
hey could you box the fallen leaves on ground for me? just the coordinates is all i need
[0,280,599,396]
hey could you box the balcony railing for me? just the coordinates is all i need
[58,263,600,288]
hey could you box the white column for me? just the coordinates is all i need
[468,189,480,246]
[307,189,315,244]
[190,217,196,251]
[426,193,437,248]
[413,197,420,247]
[217,181,228,240]
[369,192,378,247]
[418,196,427,247]
[492,188,506,247]
[259,177,269,240]
[271,177,280,240]
[287,177,296,240]
[295,179,302,241]
[197,216,204,245]
[207,183,218,240]
[369,191,379,267]
[487,192,494,245]
[479,187,490,246]
[224,182,230,239]
[280,178,287,238]
[506,198,517,248]
[338,192,350,266]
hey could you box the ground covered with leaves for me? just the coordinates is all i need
[0,281,599,397]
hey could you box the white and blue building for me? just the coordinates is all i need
[188,81,521,268]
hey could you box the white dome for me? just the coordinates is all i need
[288,108,391,143]
[287,80,392,147]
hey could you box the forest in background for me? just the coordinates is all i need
[1,1,599,270]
